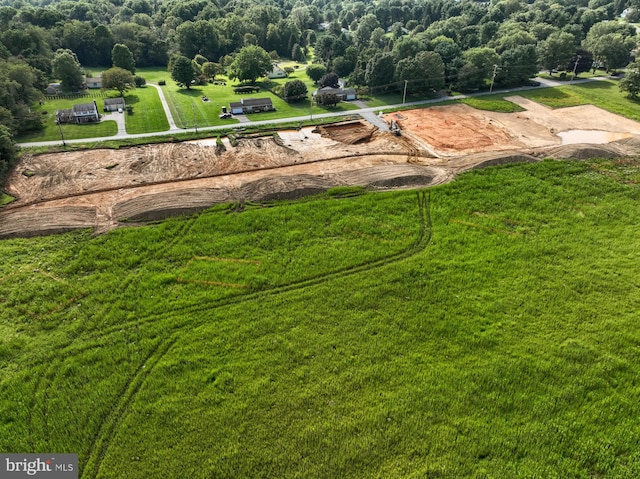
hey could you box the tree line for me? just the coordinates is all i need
[1,0,639,178]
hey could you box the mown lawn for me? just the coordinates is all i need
[122,86,169,134]
[16,95,118,142]
[460,95,525,112]
[150,66,360,128]
[2,159,640,478]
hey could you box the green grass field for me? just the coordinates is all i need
[519,79,640,119]
[2,158,640,477]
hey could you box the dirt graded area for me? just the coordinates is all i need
[3,97,640,238]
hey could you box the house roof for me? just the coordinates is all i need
[104,97,125,105]
[230,98,273,108]
[86,76,101,82]
[72,102,98,114]
[315,87,356,96]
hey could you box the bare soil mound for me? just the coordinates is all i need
[5,99,640,238]
[543,144,625,160]
[611,136,640,150]
[114,188,232,222]
[469,153,540,170]
[0,206,96,238]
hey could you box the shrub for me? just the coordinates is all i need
[158,80,166,86]
[134,75,146,87]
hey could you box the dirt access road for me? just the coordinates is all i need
[3,97,640,238]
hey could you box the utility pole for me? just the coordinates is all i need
[403,79,408,104]
[57,120,66,146]
[489,64,499,94]
[571,55,582,83]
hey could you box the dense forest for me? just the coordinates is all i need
[1,0,639,176]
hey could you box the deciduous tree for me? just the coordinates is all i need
[394,51,445,92]
[537,31,575,74]
[229,45,272,83]
[306,64,326,83]
[365,52,395,88]
[170,55,196,89]
[283,79,307,102]
[619,61,640,98]
[202,62,223,80]
[318,72,339,88]
[102,67,135,96]
[0,124,17,178]
[456,47,500,90]
[315,92,340,107]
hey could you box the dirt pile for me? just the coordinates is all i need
[4,99,640,238]
[313,121,377,144]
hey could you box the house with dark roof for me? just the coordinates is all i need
[55,109,74,123]
[56,101,100,124]
[73,102,100,123]
[45,83,62,95]
[229,98,275,114]
[104,97,125,112]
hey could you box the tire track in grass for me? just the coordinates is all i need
[59,190,433,347]
[33,192,432,471]
[28,213,201,450]
[80,335,177,479]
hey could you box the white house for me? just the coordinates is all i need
[268,64,288,79]
[229,98,275,114]
[86,76,102,89]
[313,86,357,101]
[104,97,125,112]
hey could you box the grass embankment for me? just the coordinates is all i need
[2,159,640,477]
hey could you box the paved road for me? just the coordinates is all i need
[18,75,611,148]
